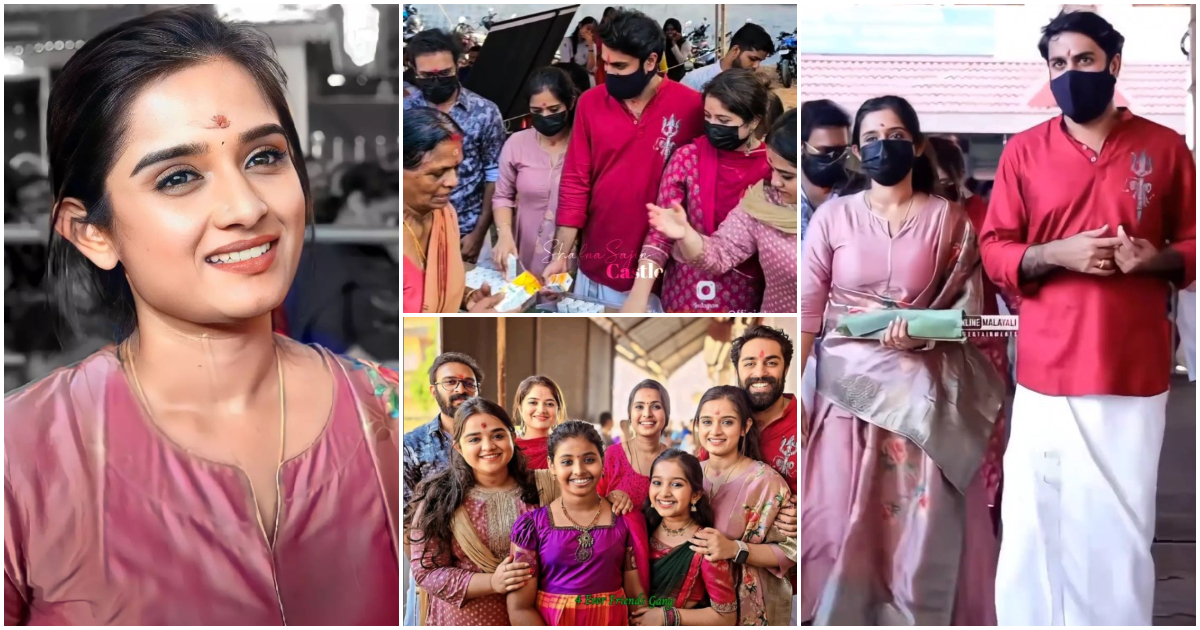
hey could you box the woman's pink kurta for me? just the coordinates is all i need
[493,128,566,279]
[4,344,399,625]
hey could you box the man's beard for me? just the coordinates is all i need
[741,376,784,412]
[438,392,471,419]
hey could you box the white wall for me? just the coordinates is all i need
[987,4,1190,63]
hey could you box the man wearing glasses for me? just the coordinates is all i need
[403,351,485,505]
[402,351,484,625]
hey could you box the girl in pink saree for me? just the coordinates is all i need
[799,96,1003,625]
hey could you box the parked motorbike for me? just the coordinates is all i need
[684,19,715,68]
[402,4,422,41]
[776,30,796,88]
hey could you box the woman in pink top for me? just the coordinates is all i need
[492,67,577,279]
[4,9,398,624]
[625,69,772,313]
[798,96,1001,625]
[649,109,798,313]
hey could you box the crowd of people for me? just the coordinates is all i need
[402,324,800,625]
[402,8,798,313]
[800,11,1195,626]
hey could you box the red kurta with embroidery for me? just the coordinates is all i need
[980,110,1196,397]
[556,79,704,292]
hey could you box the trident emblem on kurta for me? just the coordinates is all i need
[1126,151,1154,222]
[655,114,680,160]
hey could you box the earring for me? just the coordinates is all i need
[691,502,697,512]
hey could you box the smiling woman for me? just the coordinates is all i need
[3,7,398,625]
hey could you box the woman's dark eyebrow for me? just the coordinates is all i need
[239,123,287,144]
[130,142,207,177]
[129,123,286,177]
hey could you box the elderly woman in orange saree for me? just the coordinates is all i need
[799,96,1002,625]
[403,107,502,313]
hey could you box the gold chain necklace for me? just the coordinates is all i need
[561,496,602,562]
[403,219,427,268]
[123,337,286,544]
[661,518,694,536]
[706,455,745,500]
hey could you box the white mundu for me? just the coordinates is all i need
[995,386,1168,626]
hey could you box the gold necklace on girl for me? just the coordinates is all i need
[661,518,694,537]
[561,496,602,562]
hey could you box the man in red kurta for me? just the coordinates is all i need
[979,12,1196,626]
[542,8,703,306]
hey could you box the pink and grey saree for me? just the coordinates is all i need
[800,192,1003,625]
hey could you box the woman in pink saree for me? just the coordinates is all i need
[4,9,397,624]
[799,96,1003,625]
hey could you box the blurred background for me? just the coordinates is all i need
[3,4,401,392]
[403,316,798,452]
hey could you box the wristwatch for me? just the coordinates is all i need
[733,540,749,565]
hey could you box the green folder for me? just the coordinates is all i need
[835,309,966,341]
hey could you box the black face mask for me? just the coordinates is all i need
[801,150,849,189]
[859,139,915,187]
[416,74,460,104]
[704,121,748,151]
[531,110,570,137]
[1051,69,1116,124]
[606,60,653,100]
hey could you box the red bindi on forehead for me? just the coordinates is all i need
[482,422,488,429]
[758,350,765,359]
[209,114,230,129]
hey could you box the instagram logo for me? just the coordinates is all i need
[696,281,717,301]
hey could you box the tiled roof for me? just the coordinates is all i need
[801,56,1191,117]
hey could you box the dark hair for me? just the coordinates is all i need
[926,135,967,194]
[406,397,539,571]
[406,28,463,66]
[512,375,568,432]
[801,99,851,143]
[691,386,763,462]
[599,8,664,65]
[763,93,785,138]
[703,68,770,132]
[468,44,483,54]
[767,107,798,166]
[1038,10,1124,65]
[643,449,717,532]
[547,419,607,462]
[663,18,682,33]
[730,23,775,56]
[730,324,794,373]
[602,7,616,19]
[599,411,613,426]
[627,378,671,432]
[852,95,936,194]
[428,351,484,385]
[526,66,579,113]
[569,16,597,49]
[403,107,463,170]
[552,62,593,96]
[46,6,311,343]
